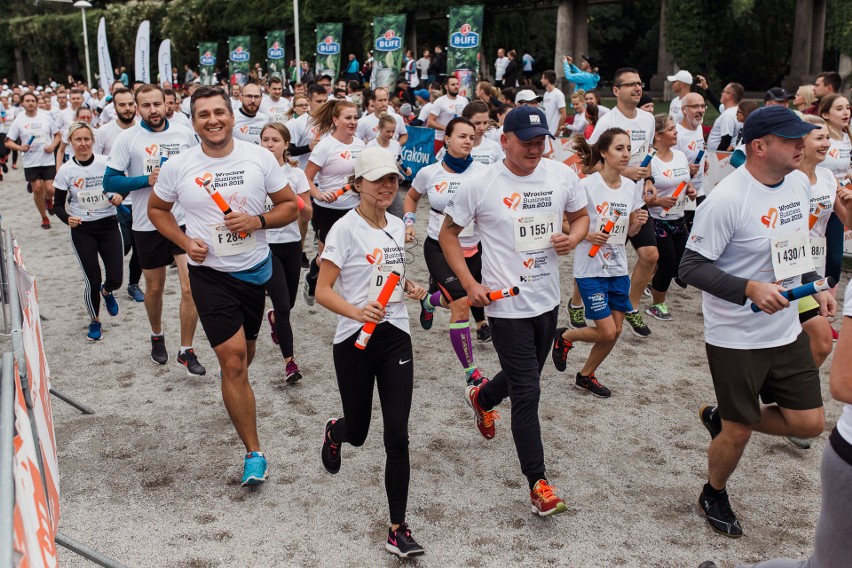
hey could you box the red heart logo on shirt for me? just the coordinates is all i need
[596,202,609,215]
[435,181,448,193]
[523,258,535,269]
[340,150,352,160]
[194,172,214,187]
[366,248,383,264]
[761,208,778,228]
[145,144,158,155]
[503,192,521,210]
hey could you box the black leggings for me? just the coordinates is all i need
[266,241,302,358]
[651,218,689,294]
[825,213,844,283]
[117,205,142,286]
[70,216,124,320]
[331,324,413,525]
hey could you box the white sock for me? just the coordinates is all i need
[151,332,164,338]
[180,346,191,354]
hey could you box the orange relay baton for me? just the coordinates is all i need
[662,181,687,214]
[468,286,520,305]
[355,270,401,350]
[203,178,247,238]
[588,211,621,257]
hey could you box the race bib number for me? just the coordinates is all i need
[810,236,827,275]
[77,190,111,212]
[597,213,629,246]
[144,156,160,175]
[514,212,559,252]
[661,192,689,218]
[369,264,404,304]
[771,231,814,281]
[29,123,45,145]
[208,223,255,257]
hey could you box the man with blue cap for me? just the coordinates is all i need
[680,105,828,538]
[440,106,590,516]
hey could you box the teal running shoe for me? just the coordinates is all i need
[241,451,268,486]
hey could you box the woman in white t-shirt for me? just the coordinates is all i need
[403,117,492,387]
[303,99,366,304]
[53,122,125,342]
[646,114,696,321]
[366,114,412,177]
[552,128,648,397]
[819,94,851,302]
[316,148,427,559]
[260,123,313,384]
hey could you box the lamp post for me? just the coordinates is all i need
[294,0,301,83]
[74,1,93,87]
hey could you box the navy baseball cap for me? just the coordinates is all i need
[742,105,819,144]
[764,87,795,102]
[503,106,554,140]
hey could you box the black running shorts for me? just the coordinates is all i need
[423,236,481,302]
[628,207,656,250]
[188,264,266,348]
[311,201,349,244]
[24,165,56,182]
[133,227,186,270]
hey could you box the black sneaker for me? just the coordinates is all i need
[385,523,425,558]
[476,323,492,342]
[419,299,434,330]
[567,304,587,329]
[698,485,743,538]
[151,335,168,365]
[177,348,206,376]
[303,273,317,306]
[624,311,652,338]
[575,372,611,398]
[321,418,341,474]
[551,328,573,372]
[699,405,722,439]
[301,252,309,269]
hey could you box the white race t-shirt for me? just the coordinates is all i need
[707,106,740,151]
[168,111,192,130]
[444,159,587,318]
[837,281,852,445]
[356,112,406,144]
[99,102,117,125]
[686,167,812,349]
[7,110,59,168]
[266,164,311,244]
[154,140,288,272]
[260,96,291,123]
[53,154,117,221]
[669,96,684,124]
[321,210,410,343]
[675,123,706,192]
[649,150,692,220]
[808,166,838,275]
[542,88,566,136]
[824,133,852,184]
[429,95,469,140]
[411,161,487,245]
[417,103,433,124]
[288,113,320,170]
[589,106,655,167]
[366,138,402,161]
[573,172,643,278]
[233,110,269,145]
[106,121,197,231]
[309,135,365,210]
[54,107,77,134]
[93,119,134,156]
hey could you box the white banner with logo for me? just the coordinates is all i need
[96,18,114,92]
[135,20,151,83]
[158,39,172,87]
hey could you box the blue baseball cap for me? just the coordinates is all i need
[503,106,554,140]
[742,105,819,144]
[413,89,430,101]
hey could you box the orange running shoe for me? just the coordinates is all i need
[465,384,499,439]
[530,479,568,516]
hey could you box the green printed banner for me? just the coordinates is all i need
[229,35,251,85]
[266,30,286,79]
[315,23,343,78]
[447,5,484,99]
[371,14,407,90]
[198,42,218,85]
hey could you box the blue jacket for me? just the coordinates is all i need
[562,62,599,92]
[346,59,360,74]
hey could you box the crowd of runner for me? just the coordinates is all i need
[1,60,851,566]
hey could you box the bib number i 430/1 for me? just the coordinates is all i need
[771,231,814,281]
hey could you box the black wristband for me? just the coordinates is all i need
[645,176,655,185]
[257,214,266,229]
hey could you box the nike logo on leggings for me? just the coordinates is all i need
[399,359,411,365]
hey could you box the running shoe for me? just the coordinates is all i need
[832,327,839,342]
[177,348,206,376]
[13,163,18,170]
[419,299,434,330]
[464,385,498,439]
[303,274,316,306]
[266,309,279,344]
[567,304,587,329]
[127,283,145,302]
[575,372,611,398]
[646,303,673,321]
[86,321,102,342]
[285,359,302,384]
[476,323,492,342]
[45,198,54,216]
[301,252,310,269]
[699,405,722,440]
[101,285,119,317]
[624,310,652,338]
[321,418,341,474]
[151,335,168,365]
[465,368,488,387]
[530,479,568,517]
[0,160,7,174]
[674,277,688,289]
[643,285,652,298]
[385,523,425,558]
[41,218,50,230]
[241,451,268,486]
[698,485,743,538]
[785,436,812,450]
[551,328,573,372]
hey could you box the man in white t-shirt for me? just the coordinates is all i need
[149,85,298,487]
[441,106,589,517]
[164,88,191,130]
[259,76,291,123]
[680,106,829,539]
[540,70,566,137]
[494,48,509,88]
[675,92,707,196]
[233,83,268,145]
[700,78,744,151]
[427,77,469,149]
[287,84,328,170]
[667,70,692,123]
[589,67,657,338]
[356,87,408,145]
[55,88,85,134]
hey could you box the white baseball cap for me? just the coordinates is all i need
[515,89,542,104]
[666,70,693,85]
[354,147,404,181]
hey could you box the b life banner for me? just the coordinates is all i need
[371,14,406,91]
[198,42,217,85]
[401,126,436,181]
[96,18,114,92]
[135,20,151,83]
[158,39,172,87]
[447,5,484,99]
[229,35,251,85]
[315,23,343,78]
[266,30,286,79]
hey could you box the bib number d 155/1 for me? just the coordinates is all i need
[514,212,559,252]
[771,230,814,281]
[209,223,255,257]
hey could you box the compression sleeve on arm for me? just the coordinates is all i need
[717,135,733,152]
[704,88,722,111]
[103,166,149,196]
[53,189,70,225]
[679,248,749,305]
[289,144,311,156]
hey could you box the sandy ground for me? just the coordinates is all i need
[0,165,846,568]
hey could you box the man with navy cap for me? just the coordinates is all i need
[680,106,829,538]
[764,87,796,108]
[440,106,589,517]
